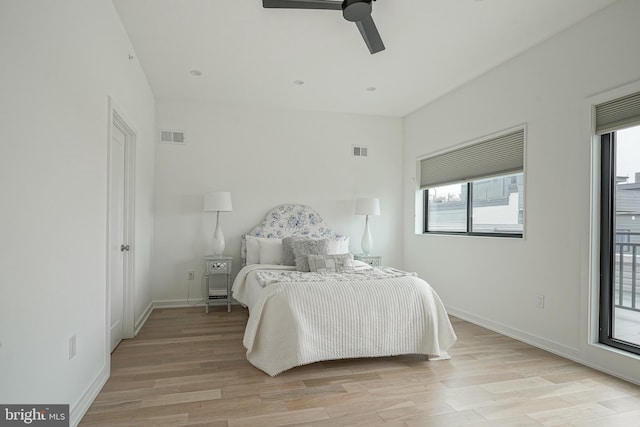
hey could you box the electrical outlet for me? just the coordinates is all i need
[69,335,77,360]
[536,295,545,309]
[188,270,195,281]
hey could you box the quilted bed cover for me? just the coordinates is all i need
[232,265,457,376]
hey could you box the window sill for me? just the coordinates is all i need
[422,231,523,239]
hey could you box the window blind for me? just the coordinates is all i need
[419,128,524,189]
[595,90,640,135]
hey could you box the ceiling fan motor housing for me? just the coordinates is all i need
[262,0,383,54]
[342,0,372,22]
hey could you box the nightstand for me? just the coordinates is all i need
[204,256,232,313]
[354,254,382,267]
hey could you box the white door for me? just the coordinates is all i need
[109,122,126,352]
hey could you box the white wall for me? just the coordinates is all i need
[403,0,640,384]
[154,101,402,305]
[0,1,155,424]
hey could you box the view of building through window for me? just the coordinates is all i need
[472,174,524,234]
[613,125,640,347]
[426,172,524,235]
[426,182,467,232]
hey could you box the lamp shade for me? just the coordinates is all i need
[204,191,232,212]
[354,197,380,216]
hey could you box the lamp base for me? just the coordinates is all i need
[361,215,373,255]
[211,212,225,256]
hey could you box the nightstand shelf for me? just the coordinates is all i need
[354,254,382,267]
[204,256,232,313]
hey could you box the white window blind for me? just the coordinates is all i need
[595,90,640,135]
[419,128,524,189]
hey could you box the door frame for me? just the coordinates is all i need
[106,96,136,353]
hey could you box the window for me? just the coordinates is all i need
[426,182,467,232]
[424,172,523,236]
[597,90,640,356]
[420,128,525,237]
[472,173,524,234]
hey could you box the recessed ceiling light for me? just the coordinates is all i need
[293,80,304,85]
[189,69,202,76]
[366,86,376,92]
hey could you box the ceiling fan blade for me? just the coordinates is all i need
[355,15,385,54]
[263,0,342,10]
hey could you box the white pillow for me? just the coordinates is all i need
[353,260,371,269]
[245,236,283,265]
[258,238,283,265]
[245,235,260,265]
[327,236,350,254]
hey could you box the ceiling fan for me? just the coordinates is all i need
[262,0,385,54]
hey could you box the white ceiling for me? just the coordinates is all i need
[113,0,617,117]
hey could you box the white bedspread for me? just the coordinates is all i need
[232,265,457,376]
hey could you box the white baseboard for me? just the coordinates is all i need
[134,301,153,335]
[447,305,640,386]
[152,299,243,309]
[153,298,205,308]
[69,362,109,427]
[446,305,581,359]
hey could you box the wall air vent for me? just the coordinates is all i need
[352,145,368,157]
[160,130,185,145]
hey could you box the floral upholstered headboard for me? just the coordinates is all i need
[240,204,343,265]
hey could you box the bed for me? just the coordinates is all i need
[231,204,457,376]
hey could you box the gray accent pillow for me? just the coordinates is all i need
[282,236,303,266]
[283,236,348,265]
[291,238,330,272]
[307,253,356,273]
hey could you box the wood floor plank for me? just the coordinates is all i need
[376,399,455,422]
[81,413,190,427]
[478,376,554,393]
[577,409,640,427]
[302,372,382,388]
[403,409,486,426]
[528,402,616,426]
[139,389,222,408]
[228,407,329,427]
[598,394,640,413]
[473,396,573,421]
[80,307,640,426]
[444,386,528,412]
[441,372,525,389]
[287,411,387,426]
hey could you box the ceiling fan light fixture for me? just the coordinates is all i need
[342,0,372,22]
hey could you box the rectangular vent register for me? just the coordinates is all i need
[352,145,368,157]
[160,130,185,145]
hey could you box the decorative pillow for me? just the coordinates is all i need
[258,238,283,265]
[308,253,356,273]
[245,235,260,265]
[327,236,350,254]
[245,236,282,265]
[290,238,330,272]
[282,236,309,266]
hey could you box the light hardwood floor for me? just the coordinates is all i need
[81,307,640,426]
